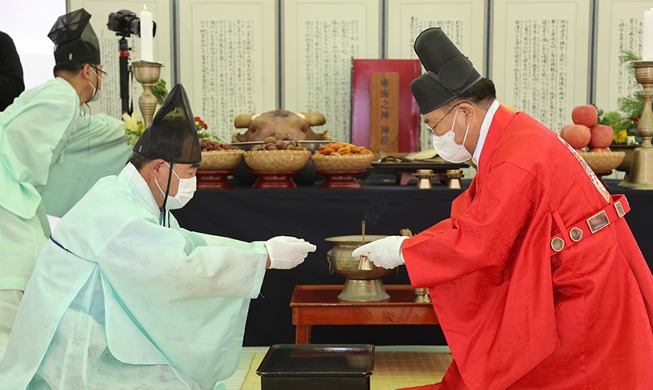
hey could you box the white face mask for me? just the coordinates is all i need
[431,108,472,163]
[155,163,197,210]
[86,67,101,103]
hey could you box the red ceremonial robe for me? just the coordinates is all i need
[401,106,653,389]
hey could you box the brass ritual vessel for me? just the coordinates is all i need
[399,228,430,303]
[446,169,463,189]
[131,60,163,129]
[326,235,391,302]
[415,169,434,189]
[413,287,431,303]
[621,61,653,189]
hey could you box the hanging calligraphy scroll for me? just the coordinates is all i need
[177,0,277,142]
[283,0,381,143]
[69,0,173,119]
[491,0,591,133]
[595,0,652,112]
[386,0,486,150]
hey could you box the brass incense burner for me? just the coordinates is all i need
[325,235,392,302]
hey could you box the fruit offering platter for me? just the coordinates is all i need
[242,137,311,189]
[560,105,625,186]
[198,141,243,189]
[311,142,374,188]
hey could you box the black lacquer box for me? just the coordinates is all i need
[257,344,375,390]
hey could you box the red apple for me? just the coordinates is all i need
[560,124,591,149]
[571,105,598,127]
[560,124,576,140]
[589,147,611,152]
[589,124,614,148]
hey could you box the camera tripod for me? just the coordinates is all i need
[118,36,132,115]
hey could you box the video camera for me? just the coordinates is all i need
[107,9,156,37]
[107,9,157,114]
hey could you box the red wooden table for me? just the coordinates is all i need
[290,284,438,344]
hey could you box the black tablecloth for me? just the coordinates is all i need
[173,179,653,346]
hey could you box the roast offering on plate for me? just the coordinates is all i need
[231,109,329,143]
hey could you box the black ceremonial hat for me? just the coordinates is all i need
[411,27,482,113]
[48,8,101,65]
[133,83,202,165]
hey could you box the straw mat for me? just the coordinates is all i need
[240,351,452,390]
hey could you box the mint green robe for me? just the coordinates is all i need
[41,112,132,217]
[0,77,130,292]
[0,163,268,389]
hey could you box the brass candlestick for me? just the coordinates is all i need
[621,60,653,189]
[131,60,163,129]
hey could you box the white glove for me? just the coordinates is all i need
[351,236,408,269]
[265,236,317,269]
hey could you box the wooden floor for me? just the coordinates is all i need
[226,345,452,390]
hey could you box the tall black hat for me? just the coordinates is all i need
[133,83,201,165]
[48,8,101,65]
[410,27,482,113]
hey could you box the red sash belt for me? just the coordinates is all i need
[549,194,629,257]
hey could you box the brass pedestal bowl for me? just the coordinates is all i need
[325,235,392,302]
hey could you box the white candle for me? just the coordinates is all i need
[140,6,154,61]
[643,9,653,60]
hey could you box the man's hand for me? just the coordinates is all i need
[351,236,408,269]
[265,236,317,269]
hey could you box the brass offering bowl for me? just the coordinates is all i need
[325,235,392,302]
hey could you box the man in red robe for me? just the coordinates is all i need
[353,27,653,389]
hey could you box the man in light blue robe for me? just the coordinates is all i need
[41,112,131,218]
[0,8,131,350]
[0,83,316,389]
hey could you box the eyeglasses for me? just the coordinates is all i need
[425,103,462,136]
[90,66,108,81]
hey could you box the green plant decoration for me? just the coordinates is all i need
[152,78,168,105]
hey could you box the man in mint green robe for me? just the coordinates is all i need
[0,83,316,389]
[0,9,131,349]
[41,112,131,217]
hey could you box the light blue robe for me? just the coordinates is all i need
[0,77,131,292]
[41,112,132,217]
[0,163,268,389]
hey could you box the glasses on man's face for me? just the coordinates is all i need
[91,66,108,81]
[425,103,461,136]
